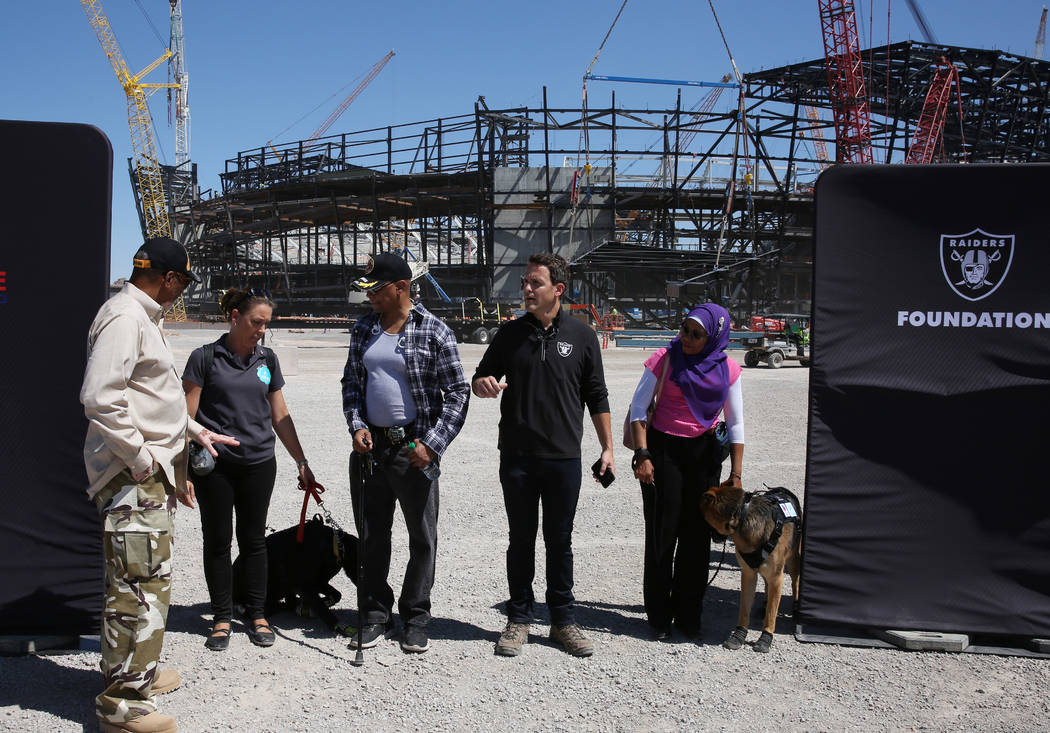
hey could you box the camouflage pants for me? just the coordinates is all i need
[93,468,175,723]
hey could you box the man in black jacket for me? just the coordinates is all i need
[473,252,613,657]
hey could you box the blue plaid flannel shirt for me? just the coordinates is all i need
[341,302,469,456]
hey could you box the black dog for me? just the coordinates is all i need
[233,514,359,635]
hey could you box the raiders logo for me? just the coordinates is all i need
[557,341,573,357]
[939,228,1014,302]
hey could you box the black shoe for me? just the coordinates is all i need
[400,625,430,653]
[347,622,391,649]
[204,625,231,651]
[654,625,673,642]
[247,622,276,647]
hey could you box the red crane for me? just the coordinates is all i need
[306,50,394,143]
[905,58,963,164]
[818,0,873,164]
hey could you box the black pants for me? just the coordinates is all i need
[195,456,277,622]
[349,436,438,629]
[640,429,718,633]
[499,453,582,627]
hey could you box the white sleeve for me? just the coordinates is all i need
[629,367,658,423]
[723,378,745,444]
[80,313,154,475]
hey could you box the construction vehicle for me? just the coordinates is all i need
[444,299,510,344]
[740,313,811,368]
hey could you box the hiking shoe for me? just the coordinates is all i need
[347,622,391,649]
[550,623,594,657]
[151,668,181,695]
[495,622,530,656]
[97,711,178,733]
[400,625,430,653]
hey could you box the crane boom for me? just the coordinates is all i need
[81,0,186,319]
[308,50,395,142]
[818,0,874,164]
[1036,7,1047,60]
[804,105,833,169]
[905,59,961,164]
[168,0,190,167]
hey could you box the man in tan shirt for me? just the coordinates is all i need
[81,238,237,733]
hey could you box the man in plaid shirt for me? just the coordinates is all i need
[341,253,469,654]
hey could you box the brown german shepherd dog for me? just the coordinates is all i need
[700,486,801,653]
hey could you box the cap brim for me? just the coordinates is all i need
[352,277,389,292]
[187,270,202,283]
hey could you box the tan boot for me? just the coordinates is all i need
[152,669,181,695]
[98,711,178,733]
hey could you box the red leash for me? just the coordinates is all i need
[296,479,325,543]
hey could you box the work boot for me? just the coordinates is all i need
[97,711,178,733]
[495,622,529,657]
[152,669,181,695]
[550,623,594,657]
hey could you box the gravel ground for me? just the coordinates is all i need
[3,325,1048,732]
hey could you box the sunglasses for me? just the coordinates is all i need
[680,323,708,340]
[233,288,272,310]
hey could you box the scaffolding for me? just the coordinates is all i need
[159,42,1050,327]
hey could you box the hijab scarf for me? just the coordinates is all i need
[665,303,732,428]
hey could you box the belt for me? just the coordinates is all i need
[369,424,414,447]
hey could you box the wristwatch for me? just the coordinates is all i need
[296,459,309,468]
[631,449,652,471]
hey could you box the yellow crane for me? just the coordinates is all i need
[81,0,187,320]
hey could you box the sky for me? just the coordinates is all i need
[2,1,1046,281]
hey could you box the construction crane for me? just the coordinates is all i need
[1036,7,1047,60]
[306,50,395,143]
[804,105,833,169]
[905,58,963,164]
[81,0,187,320]
[168,0,190,168]
[818,0,874,164]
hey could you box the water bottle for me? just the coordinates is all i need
[407,440,440,481]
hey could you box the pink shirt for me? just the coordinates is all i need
[644,348,742,437]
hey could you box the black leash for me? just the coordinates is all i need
[707,535,729,588]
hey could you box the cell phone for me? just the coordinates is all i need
[591,459,615,488]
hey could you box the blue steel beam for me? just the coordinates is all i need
[584,73,740,89]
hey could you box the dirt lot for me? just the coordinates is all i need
[2,326,1047,732]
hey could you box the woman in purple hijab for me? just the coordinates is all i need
[626,303,745,640]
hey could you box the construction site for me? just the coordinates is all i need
[90,1,1050,330]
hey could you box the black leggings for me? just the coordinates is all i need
[195,456,277,622]
[640,429,719,633]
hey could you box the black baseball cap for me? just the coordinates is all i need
[132,237,202,283]
[352,252,412,292]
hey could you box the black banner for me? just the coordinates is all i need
[800,164,1050,637]
[0,121,111,635]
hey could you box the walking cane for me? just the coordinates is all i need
[350,442,374,666]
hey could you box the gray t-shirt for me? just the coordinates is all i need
[363,329,416,428]
[183,335,285,465]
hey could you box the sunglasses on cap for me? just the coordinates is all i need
[233,288,272,310]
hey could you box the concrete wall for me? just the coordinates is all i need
[492,166,613,300]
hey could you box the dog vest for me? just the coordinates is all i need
[737,487,801,570]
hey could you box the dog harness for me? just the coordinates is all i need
[736,487,801,570]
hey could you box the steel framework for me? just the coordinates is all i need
[158,42,1050,327]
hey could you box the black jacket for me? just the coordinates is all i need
[473,309,610,459]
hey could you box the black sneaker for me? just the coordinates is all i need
[347,622,391,649]
[400,625,430,653]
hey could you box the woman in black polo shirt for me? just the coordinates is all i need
[182,288,316,651]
